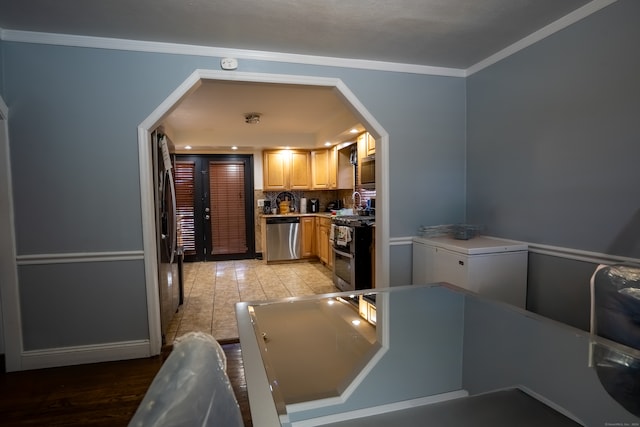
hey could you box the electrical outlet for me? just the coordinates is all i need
[257,199,265,207]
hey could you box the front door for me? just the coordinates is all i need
[174,154,255,261]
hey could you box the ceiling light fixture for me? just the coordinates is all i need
[244,113,261,124]
[231,146,238,150]
[185,145,192,150]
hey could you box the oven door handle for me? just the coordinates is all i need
[333,247,353,258]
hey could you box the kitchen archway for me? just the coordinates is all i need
[138,70,389,355]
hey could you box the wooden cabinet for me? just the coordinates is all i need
[263,150,311,190]
[316,216,332,267]
[311,148,338,189]
[289,151,311,189]
[366,133,376,156]
[337,144,354,189]
[329,147,338,189]
[355,132,376,187]
[300,216,315,258]
[263,150,287,190]
[356,133,366,187]
[412,236,528,308]
[311,149,330,189]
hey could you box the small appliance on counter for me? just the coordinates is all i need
[263,200,272,214]
[308,199,319,213]
[326,200,343,212]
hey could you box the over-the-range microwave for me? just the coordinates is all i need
[360,155,375,189]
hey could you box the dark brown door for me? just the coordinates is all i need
[175,154,255,261]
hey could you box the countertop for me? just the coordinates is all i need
[260,212,333,218]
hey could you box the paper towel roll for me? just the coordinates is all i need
[300,198,307,214]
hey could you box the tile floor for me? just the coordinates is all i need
[166,259,338,343]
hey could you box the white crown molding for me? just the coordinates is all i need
[466,0,618,75]
[0,0,618,78]
[0,29,466,78]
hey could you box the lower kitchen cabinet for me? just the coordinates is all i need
[316,217,332,267]
[300,216,315,258]
[412,236,528,308]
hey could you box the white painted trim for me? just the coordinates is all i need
[0,95,24,372]
[0,30,465,78]
[0,1,615,78]
[20,340,151,371]
[16,250,144,265]
[138,69,391,355]
[138,130,163,357]
[390,236,414,246]
[290,390,469,427]
[526,242,638,266]
[466,0,618,75]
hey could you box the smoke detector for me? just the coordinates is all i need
[244,113,261,124]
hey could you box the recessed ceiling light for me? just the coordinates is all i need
[185,145,192,150]
[231,146,238,150]
[350,128,358,134]
[324,141,331,147]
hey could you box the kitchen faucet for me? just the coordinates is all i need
[352,191,361,209]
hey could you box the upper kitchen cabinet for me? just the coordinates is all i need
[336,144,354,189]
[313,146,349,190]
[263,149,311,190]
[356,133,370,187]
[365,133,376,156]
[311,149,333,189]
[357,132,375,157]
[329,147,338,189]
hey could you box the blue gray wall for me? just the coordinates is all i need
[2,43,465,352]
[466,0,640,330]
[0,40,4,97]
[463,295,638,425]
[4,0,636,362]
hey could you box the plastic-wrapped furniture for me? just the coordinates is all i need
[129,332,243,427]
[590,264,640,417]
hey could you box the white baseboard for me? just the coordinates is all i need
[19,339,151,371]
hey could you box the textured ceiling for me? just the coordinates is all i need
[0,0,600,150]
[0,0,591,68]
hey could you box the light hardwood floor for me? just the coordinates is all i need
[166,259,337,343]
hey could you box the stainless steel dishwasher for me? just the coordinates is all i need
[265,216,301,261]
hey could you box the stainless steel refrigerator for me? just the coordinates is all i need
[153,131,181,344]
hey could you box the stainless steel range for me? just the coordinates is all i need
[331,215,374,292]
